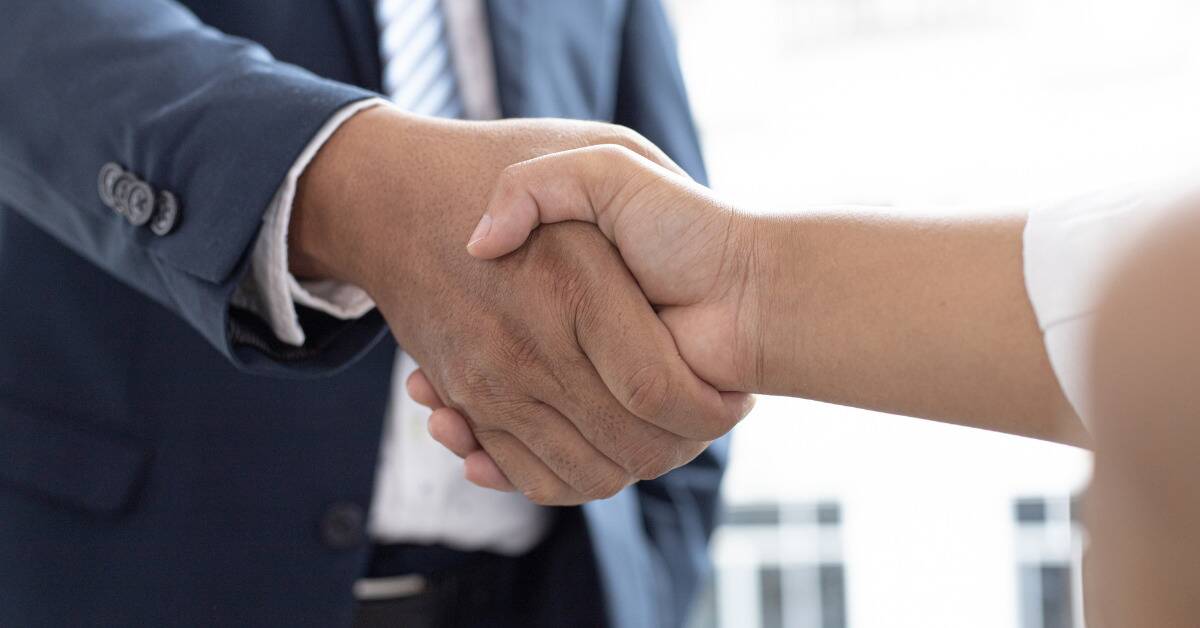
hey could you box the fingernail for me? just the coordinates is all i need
[467,214,492,248]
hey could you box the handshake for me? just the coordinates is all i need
[292,106,769,505]
[413,142,761,499]
[292,105,1082,505]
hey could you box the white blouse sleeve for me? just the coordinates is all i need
[1023,182,1189,423]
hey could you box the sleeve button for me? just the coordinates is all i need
[149,191,179,236]
[97,162,124,208]
[110,173,138,217]
[125,181,155,226]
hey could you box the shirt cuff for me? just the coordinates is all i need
[233,97,390,346]
[1022,179,1193,421]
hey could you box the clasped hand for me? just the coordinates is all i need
[294,109,752,506]
[405,143,763,497]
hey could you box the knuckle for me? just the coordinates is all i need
[485,401,540,436]
[538,252,601,328]
[603,124,648,151]
[605,128,660,164]
[593,143,636,162]
[553,263,591,311]
[630,439,682,481]
[446,363,504,410]
[580,471,630,501]
[523,481,573,507]
[627,438,708,481]
[623,362,677,421]
[499,327,544,372]
[592,143,646,177]
[475,321,556,393]
[612,432,673,480]
[445,369,536,434]
[521,484,553,505]
[678,439,711,467]
[632,456,673,482]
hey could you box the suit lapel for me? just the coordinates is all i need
[330,0,384,92]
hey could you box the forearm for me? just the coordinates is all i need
[0,1,374,368]
[744,209,1086,445]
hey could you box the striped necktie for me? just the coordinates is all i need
[376,0,465,118]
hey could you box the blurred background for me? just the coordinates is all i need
[662,1,1200,627]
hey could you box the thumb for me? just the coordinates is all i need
[466,144,672,259]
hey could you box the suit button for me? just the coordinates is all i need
[110,173,138,217]
[125,181,155,226]
[97,162,124,208]
[320,502,366,550]
[149,191,179,236]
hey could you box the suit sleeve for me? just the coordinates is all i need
[0,1,388,377]
[611,2,728,626]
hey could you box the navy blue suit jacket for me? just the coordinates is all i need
[0,1,726,626]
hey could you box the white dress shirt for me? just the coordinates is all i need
[1023,179,1195,423]
[235,0,548,555]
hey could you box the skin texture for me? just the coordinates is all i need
[289,108,750,505]
[414,144,1086,490]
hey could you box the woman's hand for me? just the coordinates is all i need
[467,144,763,390]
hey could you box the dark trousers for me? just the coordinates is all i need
[352,509,608,628]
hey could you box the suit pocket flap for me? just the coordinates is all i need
[0,400,148,514]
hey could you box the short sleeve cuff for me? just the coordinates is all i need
[1023,180,1193,420]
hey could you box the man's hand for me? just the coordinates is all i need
[289,108,750,504]
[409,144,763,490]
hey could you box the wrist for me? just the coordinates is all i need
[291,106,445,301]
[721,212,772,392]
[728,213,807,394]
[291,107,385,286]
